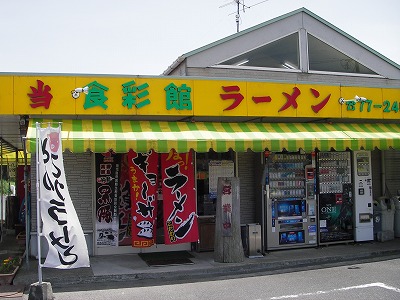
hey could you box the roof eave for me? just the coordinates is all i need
[162,55,186,75]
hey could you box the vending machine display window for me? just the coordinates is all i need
[356,152,371,176]
[276,200,306,218]
[279,230,305,244]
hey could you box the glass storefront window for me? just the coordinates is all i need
[196,150,235,216]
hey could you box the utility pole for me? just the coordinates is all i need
[220,0,270,33]
[236,0,240,32]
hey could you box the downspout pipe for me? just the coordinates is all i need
[381,150,386,197]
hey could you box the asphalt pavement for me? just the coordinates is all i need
[1,227,400,299]
[11,237,400,291]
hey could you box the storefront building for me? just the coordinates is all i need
[161,7,400,250]
[0,8,399,258]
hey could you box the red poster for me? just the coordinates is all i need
[128,150,158,248]
[161,150,198,245]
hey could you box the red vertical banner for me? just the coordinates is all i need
[128,150,158,248]
[161,150,198,245]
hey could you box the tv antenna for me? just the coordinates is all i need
[220,0,271,33]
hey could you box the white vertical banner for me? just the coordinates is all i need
[38,124,90,269]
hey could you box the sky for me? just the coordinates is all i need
[1,0,399,76]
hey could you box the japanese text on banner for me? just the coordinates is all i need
[128,150,158,248]
[161,150,198,245]
[38,124,89,268]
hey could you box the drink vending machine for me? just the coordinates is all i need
[263,152,318,251]
[317,151,354,245]
[352,150,374,241]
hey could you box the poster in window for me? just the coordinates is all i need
[209,160,234,199]
[95,152,121,247]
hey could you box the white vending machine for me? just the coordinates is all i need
[352,150,374,242]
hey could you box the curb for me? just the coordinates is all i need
[15,248,400,288]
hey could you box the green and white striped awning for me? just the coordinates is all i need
[26,119,400,153]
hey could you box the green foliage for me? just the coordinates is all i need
[0,180,12,195]
[0,256,20,274]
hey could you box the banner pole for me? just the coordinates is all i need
[22,137,30,267]
[35,122,43,284]
[0,140,3,243]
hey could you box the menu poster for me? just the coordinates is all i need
[95,152,121,247]
[208,160,234,198]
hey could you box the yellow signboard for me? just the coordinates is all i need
[0,74,398,120]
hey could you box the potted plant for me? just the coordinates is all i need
[0,256,22,285]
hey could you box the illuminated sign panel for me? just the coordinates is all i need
[0,75,398,120]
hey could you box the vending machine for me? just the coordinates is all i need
[317,151,354,245]
[264,152,318,251]
[352,150,374,241]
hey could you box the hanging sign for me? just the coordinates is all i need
[95,152,120,247]
[161,150,198,244]
[37,124,89,268]
[128,150,158,248]
[8,161,16,181]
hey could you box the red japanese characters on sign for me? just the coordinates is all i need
[27,79,53,109]
[310,88,331,113]
[220,85,244,111]
[219,85,332,114]
[221,180,233,237]
[280,87,300,112]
